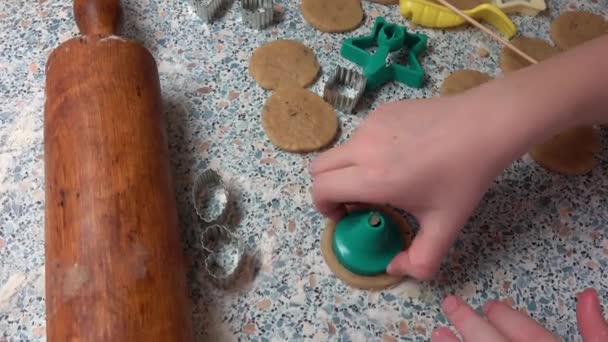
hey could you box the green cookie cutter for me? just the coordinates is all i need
[332,209,405,276]
[340,16,428,92]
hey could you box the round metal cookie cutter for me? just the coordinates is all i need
[241,0,274,29]
[192,168,232,226]
[200,224,246,288]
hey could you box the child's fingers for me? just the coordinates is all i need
[483,300,560,342]
[310,143,357,175]
[431,327,460,342]
[440,296,509,342]
[576,288,608,341]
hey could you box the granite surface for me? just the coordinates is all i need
[1,0,608,340]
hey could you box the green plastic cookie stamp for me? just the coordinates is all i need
[340,16,428,92]
[332,209,405,276]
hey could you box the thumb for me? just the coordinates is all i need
[576,288,608,342]
[387,213,463,280]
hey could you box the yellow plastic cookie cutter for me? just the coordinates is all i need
[492,0,546,16]
[399,0,517,38]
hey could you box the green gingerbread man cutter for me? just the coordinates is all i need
[340,16,428,92]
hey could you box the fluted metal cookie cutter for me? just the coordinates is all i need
[323,66,367,114]
[200,224,246,288]
[192,168,232,226]
[241,0,274,29]
[192,0,228,23]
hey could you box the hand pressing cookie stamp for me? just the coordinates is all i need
[249,39,320,90]
[529,126,601,176]
[499,37,559,73]
[301,0,364,33]
[439,69,492,96]
[320,206,413,290]
[261,87,338,153]
[550,11,607,50]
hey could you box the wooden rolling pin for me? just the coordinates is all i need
[43,0,194,340]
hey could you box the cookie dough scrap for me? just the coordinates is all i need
[550,11,607,50]
[301,0,364,33]
[440,70,493,96]
[529,126,601,175]
[320,206,414,290]
[261,87,338,153]
[249,39,320,90]
[500,37,560,73]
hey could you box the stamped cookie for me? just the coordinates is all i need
[261,87,338,152]
[301,0,364,33]
[550,11,607,50]
[440,70,492,96]
[249,39,320,90]
[500,37,560,73]
[529,126,600,175]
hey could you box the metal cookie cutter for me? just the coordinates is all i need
[492,0,546,16]
[241,0,274,29]
[323,66,367,114]
[192,0,228,23]
[201,224,246,288]
[192,168,232,227]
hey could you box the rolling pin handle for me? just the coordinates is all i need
[74,0,121,36]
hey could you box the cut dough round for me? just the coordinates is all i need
[500,37,560,73]
[429,0,488,10]
[301,0,364,33]
[249,39,320,90]
[261,87,338,152]
[550,11,607,50]
[320,206,413,290]
[529,126,600,175]
[440,70,492,96]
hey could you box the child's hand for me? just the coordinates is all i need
[311,96,527,280]
[432,288,608,341]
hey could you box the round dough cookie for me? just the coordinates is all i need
[320,206,414,291]
[529,126,600,175]
[429,0,488,10]
[500,37,560,73]
[550,11,607,50]
[249,40,320,90]
[301,0,364,33]
[440,70,492,96]
[261,87,338,152]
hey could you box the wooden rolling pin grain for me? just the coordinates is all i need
[43,0,194,340]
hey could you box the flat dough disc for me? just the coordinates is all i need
[320,206,414,291]
[529,126,600,175]
[429,0,488,10]
[550,11,607,50]
[365,0,399,4]
[249,40,320,90]
[500,37,560,73]
[301,0,364,33]
[261,87,338,152]
[440,70,492,96]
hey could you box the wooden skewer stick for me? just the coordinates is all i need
[434,0,539,65]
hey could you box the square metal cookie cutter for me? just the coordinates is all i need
[323,66,367,114]
[241,0,274,29]
[191,0,229,23]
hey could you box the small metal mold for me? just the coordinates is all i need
[201,224,246,288]
[241,0,274,29]
[192,168,232,226]
[323,66,367,114]
[192,0,228,23]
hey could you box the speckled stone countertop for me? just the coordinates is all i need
[2,0,608,340]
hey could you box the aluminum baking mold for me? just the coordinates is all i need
[323,66,367,114]
[192,168,232,227]
[200,224,246,288]
[241,0,274,29]
[192,0,228,23]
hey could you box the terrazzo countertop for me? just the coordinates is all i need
[2,0,608,340]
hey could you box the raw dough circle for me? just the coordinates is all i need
[500,37,560,73]
[261,87,338,152]
[301,0,364,33]
[320,205,414,290]
[249,39,320,90]
[440,70,492,96]
[529,126,600,175]
[550,11,607,50]
[429,0,488,10]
